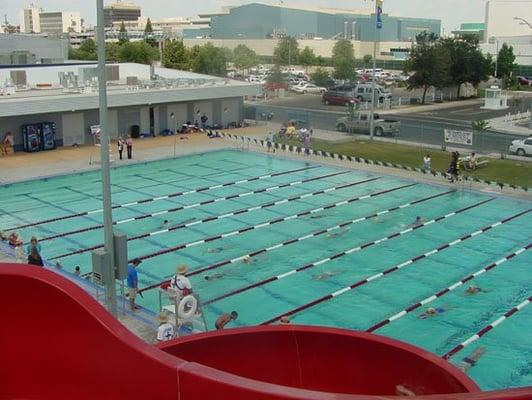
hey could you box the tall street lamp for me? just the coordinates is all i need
[513,17,532,130]
[369,0,383,140]
[96,0,117,315]
[488,36,499,79]
[513,17,532,31]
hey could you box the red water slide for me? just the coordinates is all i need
[0,264,530,400]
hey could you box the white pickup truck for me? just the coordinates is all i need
[336,112,400,136]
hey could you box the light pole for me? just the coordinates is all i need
[369,0,383,140]
[489,36,499,80]
[514,17,532,31]
[513,17,532,129]
[96,0,117,315]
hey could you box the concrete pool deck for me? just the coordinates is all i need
[1,125,530,201]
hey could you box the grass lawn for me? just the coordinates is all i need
[279,138,532,189]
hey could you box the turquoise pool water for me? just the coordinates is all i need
[1,149,530,390]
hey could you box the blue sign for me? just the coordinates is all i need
[376,5,383,29]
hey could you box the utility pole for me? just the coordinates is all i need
[369,0,383,140]
[96,0,117,316]
[513,17,532,130]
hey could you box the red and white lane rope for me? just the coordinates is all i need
[50,177,383,260]
[138,188,450,294]
[38,170,350,243]
[367,244,532,332]
[260,208,531,325]
[442,296,532,360]
[6,165,318,231]
[202,198,493,306]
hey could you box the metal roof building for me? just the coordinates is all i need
[188,3,441,41]
[0,63,259,149]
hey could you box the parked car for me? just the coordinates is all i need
[322,91,360,106]
[354,84,392,103]
[509,137,532,156]
[336,111,400,136]
[517,76,532,86]
[293,83,326,94]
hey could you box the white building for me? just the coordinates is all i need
[19,6,42,33]
[485,0,532,40]
[39,11,82,34]
[482,35,532,66]
[110,16,209,35]
[19,7,82,34]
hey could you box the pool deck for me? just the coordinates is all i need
[1,125,530,201]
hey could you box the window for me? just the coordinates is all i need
[357,88,364,93]
[524,139,532,145]
[360,115,367,121]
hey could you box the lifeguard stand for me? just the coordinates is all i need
[482,86,508,110]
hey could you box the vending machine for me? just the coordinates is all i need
[22,124,42,152]
[41,122,56,150]
[21,122,56,152]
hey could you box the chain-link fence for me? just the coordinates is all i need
[245,104,528,156]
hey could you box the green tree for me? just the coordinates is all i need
[404,32,450,104]
[232,44,258,71]
[68,38,97,60]
[298,46,316,70]
[105,42,122,62]
[162,39,189,70]
[189,43,227,76]
[118,21,129,45]
[363,54,372,68]
[273,36,299,65]
[310,67,331,87]
[119,41,159,64]
[266,65,286,84]
[441,35,492,98]
[144,18,157,47]
[332,39,356,81]
[496,43,517,88]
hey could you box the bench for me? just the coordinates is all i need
[460,157,489,171]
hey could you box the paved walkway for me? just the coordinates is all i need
[0,126,268,184]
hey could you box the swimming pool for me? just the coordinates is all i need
[1,149,530,391]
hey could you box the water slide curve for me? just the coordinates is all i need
[0,264,530,400]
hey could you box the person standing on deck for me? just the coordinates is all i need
[127,258,142,310]
[126,136,133,159]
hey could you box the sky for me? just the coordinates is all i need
[3,0,488,32]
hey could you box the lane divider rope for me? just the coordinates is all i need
[139,188,453,294]
[366,243,532,332]
[5,165,319,231]
[201,198,494,306]
[442,296,532,360]
[50,177,382,260]
[259,208,531,325]
[38,170,351,243]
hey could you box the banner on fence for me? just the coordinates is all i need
[444,129,473,146]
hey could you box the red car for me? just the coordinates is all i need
[517,76,532,86]
[322,91,360,106]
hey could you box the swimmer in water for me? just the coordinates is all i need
[457,347,486,372]
[161,219,170,229]
[205,245,232,254]
[326,228,350,239]
[204,273,225,281]
[465,285,483,295]
[313,270,344,281]
[418,306,446,319]
[412,216,423,227]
